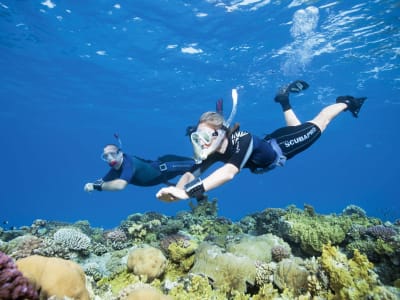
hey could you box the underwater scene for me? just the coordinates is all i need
[1,0,399,299]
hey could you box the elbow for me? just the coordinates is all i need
[226,172,236,181]
[225,165,239,181]
[115,181,128,190]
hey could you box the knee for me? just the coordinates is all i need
[309,110,330,132]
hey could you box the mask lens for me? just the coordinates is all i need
[101,151,120,162]
[191,131,212,145]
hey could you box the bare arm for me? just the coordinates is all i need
[176,172,195,189]
[202,163,238,191]
[156,163,239,201]
[84,179,128,192]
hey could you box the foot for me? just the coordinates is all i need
[275,80,309,102]
[274,80,309,111]
[286,80,310,93]
[336,96,367,118]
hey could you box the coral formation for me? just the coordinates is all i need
[127,246,167,282]
[366,224,396,241]
[320,244,397,299]
[16,255,90,299]
[0,251,38,300]
[161,233,198,273]
[105,228,130,250]
[227,234,291,263]
[273,258,308,294]
[281,210,353,255]
[53,227,91,251]
[271,244,291,262]
[118,282,172,300]
[190,242,257,293]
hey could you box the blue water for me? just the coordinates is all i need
[1,0,399,229]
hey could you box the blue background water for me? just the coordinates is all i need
[1,0,399,229]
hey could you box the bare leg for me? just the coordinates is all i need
[309,103,347,133]
[275,80,310,126]
[283,108,301,126]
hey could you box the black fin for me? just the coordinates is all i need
[286,80,310,93]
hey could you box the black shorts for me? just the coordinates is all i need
[265,122,321,159]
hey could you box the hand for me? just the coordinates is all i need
[156,186,189,202]
[84,183,94,192]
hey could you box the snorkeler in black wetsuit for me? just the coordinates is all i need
[156,80,366,201]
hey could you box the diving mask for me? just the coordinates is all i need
[101,150,123,166]
[190,128,219,146]
[192,89,238,163]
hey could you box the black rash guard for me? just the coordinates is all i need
[190,129,276,176]
[190,122,321,176]
[103,154,195,186]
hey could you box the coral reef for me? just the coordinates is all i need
[1,201,399,299]
[0,251,38,300]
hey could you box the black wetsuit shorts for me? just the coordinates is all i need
[265,122,321,159]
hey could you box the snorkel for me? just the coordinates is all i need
[103,133,124,167]
[192,89,238,163]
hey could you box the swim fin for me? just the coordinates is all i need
[336,95,367,118]
[285,80,310,93]
[275,80,309,101]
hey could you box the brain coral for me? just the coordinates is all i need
[227,233,291,263]
[53,228,91,251]
[190,242,257,294]
[16,255,90,300]
[127,246,167,282]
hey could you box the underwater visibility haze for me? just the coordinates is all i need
[1,0,400,229]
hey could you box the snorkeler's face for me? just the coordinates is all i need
[101,145,123,168]
[191,124,219,149]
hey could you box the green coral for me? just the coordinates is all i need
[252,283,280,300]
[283,212,353,254]
[374,238,395,255]
[320,244,397,300]
[167,239,198,272]
[168,274,227,300]
[98,270,140,294]
[189,196,218,217]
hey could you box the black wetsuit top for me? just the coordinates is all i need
[103,154,195,186]
[190,122,321,176]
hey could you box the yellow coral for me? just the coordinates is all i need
[98,270,140,294]
[320,244,396,300]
